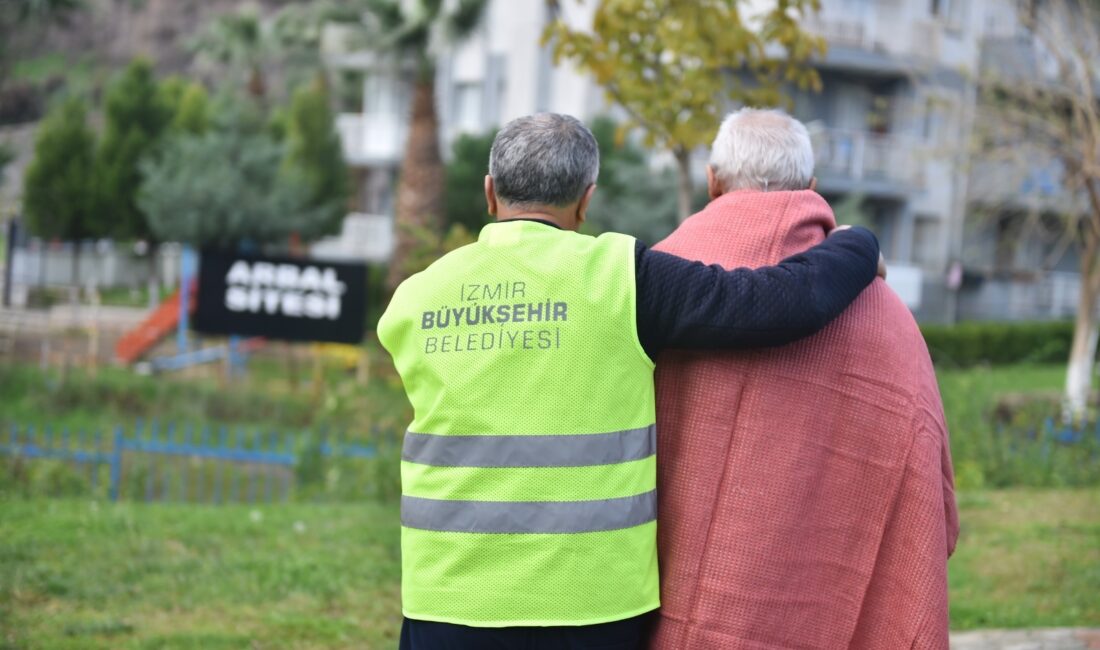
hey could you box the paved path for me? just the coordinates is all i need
[952,629,1100,650]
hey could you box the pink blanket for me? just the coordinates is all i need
[649,190,958,649]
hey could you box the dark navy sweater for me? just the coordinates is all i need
[633,227,879,360]
[512,220,880,362]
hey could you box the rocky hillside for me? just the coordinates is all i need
[39,0,292,74]
[0,0,301,212]
[1,0,296,126]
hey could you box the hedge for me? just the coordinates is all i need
[920,321,1076,367]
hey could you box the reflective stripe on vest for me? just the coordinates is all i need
[402,425,656,468]
[401,490,657,534]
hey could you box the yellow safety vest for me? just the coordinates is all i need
[378,220,658,627]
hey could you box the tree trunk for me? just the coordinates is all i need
[674,149,693,223]
[248,65,266,100]
[1063,233,1100,423]
[386,76,445,292]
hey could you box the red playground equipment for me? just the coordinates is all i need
[114,287,197,365]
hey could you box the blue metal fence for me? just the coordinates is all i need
[1,420,382,503]
[996,418,1100,447]
[1042,417,1100,444]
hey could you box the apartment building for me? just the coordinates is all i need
[325,0,1087,324]
[323,1,602,217]
[960,1,1088,322]
[790,0,987,322]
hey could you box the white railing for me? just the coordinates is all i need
[805,9,944,61]
[811,129,924,189]
[960,271,1084,321]
[883,262,924,311]
[337,113,404,165]
[803,13,868,49]
[311,213,395,264]
[910,20,943,61]
[1042,272,1083,319]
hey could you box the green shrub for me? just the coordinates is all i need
[26,287,67,309]
[293,428,402,503]
[938,363,1100,488]
[921,321,1076,368]
[1,458,91,498]
[445,130,496,234]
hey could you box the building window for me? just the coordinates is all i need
[338,70,366,113]
[792,87,828,124]
[922,97,942,142]
[838,0,870,12]
[363,74,385,116]
[912,216,942,267]
[994,216,1024,271]
[930,0,965,31]
[453,82,483,134]
[1019,0,1040,30]
[867,94,892,134]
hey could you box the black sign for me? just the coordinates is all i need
[193,250,367,344]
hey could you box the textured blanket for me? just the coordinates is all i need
[649,190,958,649]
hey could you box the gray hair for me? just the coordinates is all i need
[489,113,600,207]
[709,108,814,192]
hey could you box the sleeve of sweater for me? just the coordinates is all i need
[634,226,880,360]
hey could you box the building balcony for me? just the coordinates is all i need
[802,12,943,77]
[337,113,404,167]
[978,35,1051,83]
[967,157,1085,214]
[311,213,395,264]
[803,12,867,49]
[810,128,925,197]
[959,270,1081,321]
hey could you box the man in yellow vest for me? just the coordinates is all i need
[378,113,882,650]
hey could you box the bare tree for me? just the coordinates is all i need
[974,0,1100,421]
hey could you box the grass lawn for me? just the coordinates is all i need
[0,345,411,441]
[949,489,1100,630]
[1,500,403,649]
[1,361,1097,645]
[3,358,1094,489]
[1,489,1097,648]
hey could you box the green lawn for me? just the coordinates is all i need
[949,489,1100,629]
[1,489,1097,648]
[0,500,403,649]
[2,362,1098,646]
[0,345,411,441]
[5,361,1094,493]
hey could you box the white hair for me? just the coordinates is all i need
[708,108,814,192]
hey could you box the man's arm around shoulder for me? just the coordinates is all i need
[635,227,880,357]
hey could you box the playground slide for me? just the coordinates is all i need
[114,288,196,365]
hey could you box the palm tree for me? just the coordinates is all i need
[356,0,488,291]
[189,8,269,99]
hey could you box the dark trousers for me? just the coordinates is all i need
[398,613,651,650]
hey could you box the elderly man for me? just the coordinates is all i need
[377,112,882,649]
[649,108,959,650]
